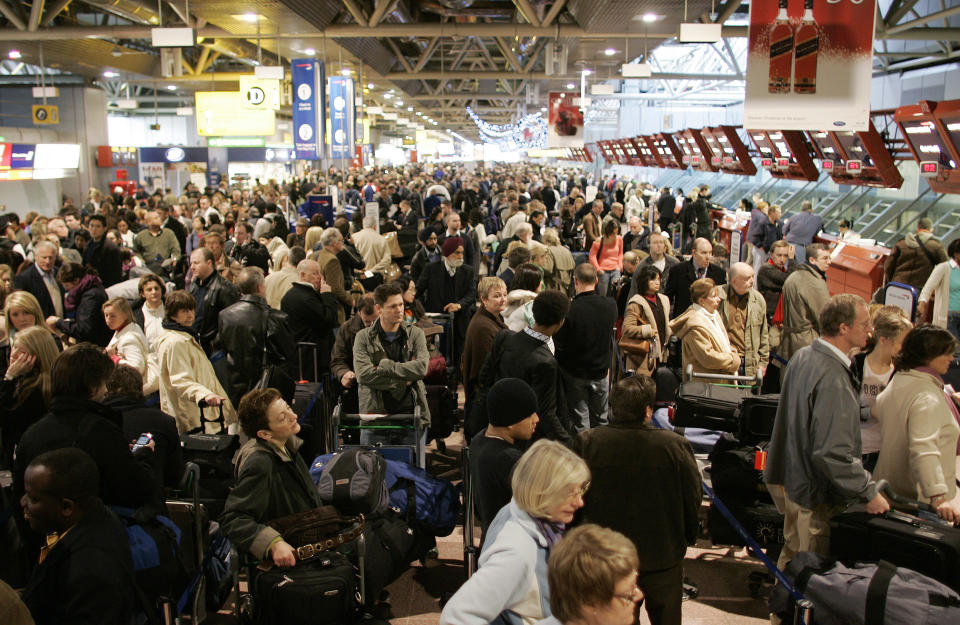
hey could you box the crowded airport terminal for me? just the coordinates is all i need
[2,1,960,624]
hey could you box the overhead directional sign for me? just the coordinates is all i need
[239,76,281,111]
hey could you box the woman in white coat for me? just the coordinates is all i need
[918,238,960,342]
[103,297,157,395]
[155,290,236,434]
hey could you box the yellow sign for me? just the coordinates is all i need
[195,91,275,136]
[239,76,281,111]
[32,105,59,125]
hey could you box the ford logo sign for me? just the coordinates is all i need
[165,147,186,162]
[832,121,846,127]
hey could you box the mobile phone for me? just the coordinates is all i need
[131,432,153,452]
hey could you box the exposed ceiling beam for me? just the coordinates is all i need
[0,1,27,31]
[367,0,394,29]
[885,0,922,27]
[341,0,367,25]
[28,0,44,32]
[513,0,541,27]
[493,37,523,72]
[884,5,960,35]
[523,39,547,72]
[387,71,742,80]
[383,38,414,73]
[40,0,70,28]
[413,37,441,73]
[0,24,747,40]
[542,0,567,28]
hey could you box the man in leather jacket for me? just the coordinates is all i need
[189,247,240,355]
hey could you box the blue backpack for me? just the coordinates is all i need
[112,506,191,605]
[311,454,460,537]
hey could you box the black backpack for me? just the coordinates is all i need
[315,449,389,516]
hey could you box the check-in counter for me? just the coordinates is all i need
[713,209,751,262]
[815,234,890,301]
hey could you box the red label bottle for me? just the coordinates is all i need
[768,0,793,94]
[793,0,819,94]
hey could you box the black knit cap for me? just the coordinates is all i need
[487,377,538,427]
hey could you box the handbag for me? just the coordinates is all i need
[267,506,365,562]
[618,333,651,356]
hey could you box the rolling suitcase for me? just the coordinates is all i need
[671,366,760,432]
[179,401,238,519]
[737,394,780,446]
[293,343,331,461]
[426,384,458,452]
[830,482,960,592]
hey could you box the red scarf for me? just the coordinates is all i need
[768,259,786,326]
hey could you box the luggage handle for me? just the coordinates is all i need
[297,342,319,383]
[195,399,226,434]
[684,364,762,392]
[876,479,938,516]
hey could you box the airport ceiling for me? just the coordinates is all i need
[0,0,957,139]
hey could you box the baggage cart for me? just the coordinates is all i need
[331,398,427,470]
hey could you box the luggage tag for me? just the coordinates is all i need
[753,449,767,471]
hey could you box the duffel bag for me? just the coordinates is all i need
[252,552,362,625]
[383,458,460,537]
[673,381,749,431]
[314,448,389,516]
[770,551,960,625]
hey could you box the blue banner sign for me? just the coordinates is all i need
[291,59,325,160]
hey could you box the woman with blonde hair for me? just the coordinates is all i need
[0,326,59,467]
[440,439,591,625]
[537,524,642,625]
[304,225,325,252]
[852,305,912,472]
[103,297,158,395]
[461,276,508,437]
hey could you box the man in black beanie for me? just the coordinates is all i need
[469,377,539,533]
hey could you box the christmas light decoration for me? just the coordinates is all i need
[465,106,547,150]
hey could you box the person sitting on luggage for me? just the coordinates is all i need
[440,440,590,625]
[20,448,140,625]
[718,262,769,379]
[469,378,540,534]
[570,375,701,625]
[765,294,890,572]
[221,388,323,567]
[331,294,380,413]
[353,282,431,446]
[539,524,642,625]
[621,265,671,376]
[874,325,960,524]
[668,278,741,377]
[155,290,237,435]
[103,364,185,490]
[850,306,912,473]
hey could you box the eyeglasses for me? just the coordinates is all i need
[613,585,644,605]
[570,481,590,499]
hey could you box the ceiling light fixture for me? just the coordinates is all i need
[383,93,392,99]
[240,13,258,22]
[367,82,374,89]
[8,49,21,59]
[103,70,119,78]
[341,68,352,76]
[166,85,177,91]
[642,13,659,22]
[303,48,316,56]
[566,82,575,89]
[604,48,616,56]
[407,106,413,111]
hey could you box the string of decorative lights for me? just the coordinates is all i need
[465,106,547,150]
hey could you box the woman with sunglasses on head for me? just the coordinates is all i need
[535,524,643,625]
[440,439,590,625]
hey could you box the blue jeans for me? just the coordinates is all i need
[948,312,960,347]
[562,371,610,432]
[597,269,621,298]
[791,242,807,265]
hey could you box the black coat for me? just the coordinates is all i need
[82,239,123,287]
[757,262,795,322]
[189,271,240,354]
[13,263,64,319]
[437,229,477,269]
[415,261,476,315]
[280,283,341,374]
[103,394,185,489]
[657,194,677,231]
[13,397,161,510]
[55,281,112,348]
[570,421,702,571]
[409,246,441,283]
[554,291,619,380]
[0,377,46,468]
[22,504,139,625]
[215,295,298,405]
[486,329,573,444]
[663,259,727,318]
[164,216,188,255]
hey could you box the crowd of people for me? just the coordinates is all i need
[0,161,958,625]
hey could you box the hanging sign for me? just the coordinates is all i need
[547,92,584,148]
[744,0,877,131]
[328,76,356,159]
[291,59,325,160]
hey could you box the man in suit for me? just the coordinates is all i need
[416,236,477,368]
[663,237,726,318]
[13,240,64,319]
[311,227,353,323]
[395,200,421,230]
[657,186,677,233]
[75,215,122,287]
[157,202,188,255]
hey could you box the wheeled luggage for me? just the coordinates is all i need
[251,552,363,625]
[671,366,761,431]
[830,483,960,592]
[425,384,458,451]
[737,394,780,446]
[179,401,238,519]
[292,342,332,462]
[770,552,960,625]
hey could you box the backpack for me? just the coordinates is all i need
[112,505,192,607]
[312,449,389,516]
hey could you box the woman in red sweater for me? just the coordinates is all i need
[589,219,623,297]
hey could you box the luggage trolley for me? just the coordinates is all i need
[330,397,428,470]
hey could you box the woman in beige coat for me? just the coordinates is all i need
[874,325,960,524]
[621,265,670,375]
[668,278,741,377]
[156,290,236,434]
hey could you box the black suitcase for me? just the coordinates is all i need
[737,394,780,446]
[180,402,238,519]
[654,366,681,403]
[251,552,362,625]
[830,509,960,592]
[708,435,773,505]
[426,384,458,449]
[673,380,751,431]
[707,502,784,557]
[293,343,332,460]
